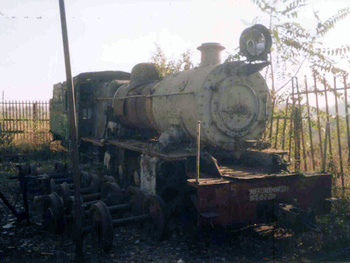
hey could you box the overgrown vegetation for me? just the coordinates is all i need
[150,43,194,77]
[0,139,66,163]
[230,0,350,94]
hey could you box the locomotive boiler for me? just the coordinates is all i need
[111,52,271,153]
[49,25,332,234]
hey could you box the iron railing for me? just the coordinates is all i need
[0,100,51,144]
[269,74,350,189]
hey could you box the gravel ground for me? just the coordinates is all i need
[2,202,350,263]
[0,214,292,263]
[1,162,350,263]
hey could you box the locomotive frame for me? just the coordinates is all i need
[49,25,332,232]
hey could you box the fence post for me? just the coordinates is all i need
[322,122,330,173]
[305,76,315,170]
[33,102,38,145]
[293,107,302,171]
[333,76,344,190]
[323,76,333,158]
[343,75,350,166]
[1,98,4,135]
[288,79,296,164]
[314,74,323,164]
[296,78,307,171]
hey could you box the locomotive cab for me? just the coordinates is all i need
[50,71,130,146]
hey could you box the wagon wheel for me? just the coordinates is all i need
[80,171,92,189]
[59,182,71,205]
[101,182,129,206]
[142,194,166,241]
[90,201,114,252]
[41,192,65,234]
[85,173,101,194]
[102,175,117,185]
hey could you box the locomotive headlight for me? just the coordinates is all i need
[239,24,272,62]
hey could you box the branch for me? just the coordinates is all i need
[276,54,308,93]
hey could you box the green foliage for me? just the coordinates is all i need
[250,0,350,92]
[225,47,246,62]
[269,89,350,178]
[150,43,194,78]
[0,124,14,150]
[317,198,350,250]
[316,7,350,37]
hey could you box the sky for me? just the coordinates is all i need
[0,0,349,101]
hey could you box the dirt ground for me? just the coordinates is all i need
[1,161,350,263]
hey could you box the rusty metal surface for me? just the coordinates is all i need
[122,83,156,129]
[112,64,157,130]
[295,79,307,171]
[136,83,157,129]
[94,80,127,139]
[270,74,350,191]
[190,164,298,180]
[41,192,65,233]
[218,165,283,179]
[210,78,259,136]
[152,61,271,150]
[187,178,231,186]
[333,77,344,187]
[90,201,114,252]
[140,154,158,195]
[81,137,104,147]
[58,0,84,256]
[110,61,271,152]
[197,42,225,67]
[51,72,130,145]
[100,182,128,206]
[246,148,288,155]
[304,77,315,170]
[112,83,129,124]
[187,172,331,227]
[107,139,195,160]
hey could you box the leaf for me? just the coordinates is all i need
[150,44,194,77]
[316,7,350,37]
[272,29,281,44]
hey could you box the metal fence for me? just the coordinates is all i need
[0,101,51,145]
[268,74,350,188]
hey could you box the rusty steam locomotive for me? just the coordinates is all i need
[49,25,331,234]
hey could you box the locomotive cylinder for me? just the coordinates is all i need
[112,45,271,151]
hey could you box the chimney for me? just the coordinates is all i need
[197,43,225,67]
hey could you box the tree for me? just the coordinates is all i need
[233,0,350,94]
[150,43,194,78]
